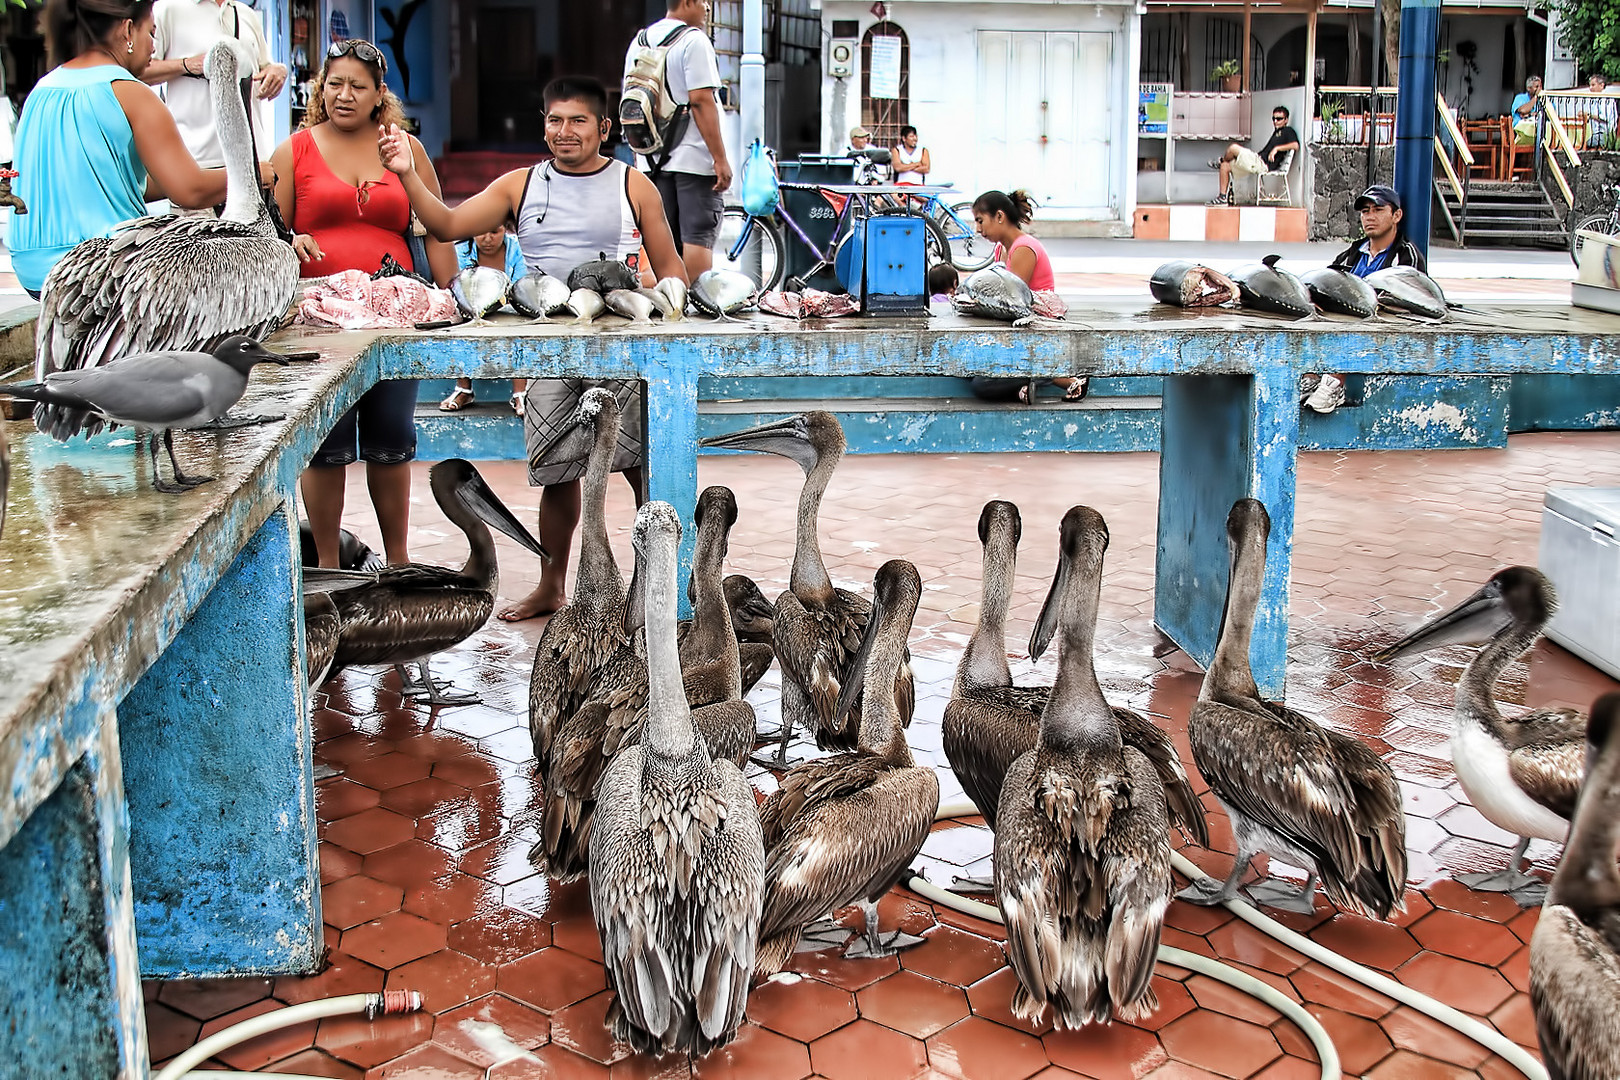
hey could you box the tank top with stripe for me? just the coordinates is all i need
[516,159,642,278]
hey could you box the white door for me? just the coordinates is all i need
[976,30,1114,215]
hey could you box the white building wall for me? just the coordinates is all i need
[821,1,1140,231]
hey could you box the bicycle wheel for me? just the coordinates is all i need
[1570,212,1620,265]
[937,199,995,271]
[714,207,785,291]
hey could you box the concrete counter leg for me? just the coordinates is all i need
[642,343,701,617]
[117,501,321,977]
[1155,368,1299,698]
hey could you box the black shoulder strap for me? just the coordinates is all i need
[660,23,699,47]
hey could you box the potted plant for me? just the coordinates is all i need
[1211,59,1241,93]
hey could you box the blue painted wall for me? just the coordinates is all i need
[1508,374,1620,432]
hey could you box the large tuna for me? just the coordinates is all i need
[1365,266,1449,320]
[1229,255,1314,319]
[1301,267,1378,319]
[1149,260,1239,308]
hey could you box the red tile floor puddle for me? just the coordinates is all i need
[148,434,1620,1078]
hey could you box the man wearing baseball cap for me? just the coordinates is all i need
[847,125,887,183]
[1304,184,1430,413]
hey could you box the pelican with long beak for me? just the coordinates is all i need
[1529,692,1620,1080]
[1377,566,1582,905]
[325,459,548,705]
[700,412,913,767]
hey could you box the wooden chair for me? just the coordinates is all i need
[1460,118,1501,181]
[1502,115,1535,182]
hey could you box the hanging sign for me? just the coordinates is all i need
[1138,82,1171,135]
[869,35,902,99]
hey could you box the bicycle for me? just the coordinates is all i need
[1570,182,1620,265]
[881,188,997,272]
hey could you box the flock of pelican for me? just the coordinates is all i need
[294,392,1616,1073]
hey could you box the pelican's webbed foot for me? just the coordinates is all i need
[192,411,286,430]
[842,901,926,959]
[1244,874,1321,915]
[397,661,482,707]
[795,917,853,953]
[947,874,996,894]
[1175,877,1237,907]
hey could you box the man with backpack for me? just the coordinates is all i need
[621,0,732,277]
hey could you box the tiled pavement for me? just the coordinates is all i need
[146,433,1620,1078]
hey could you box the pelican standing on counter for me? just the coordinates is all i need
[1378,566,1582,905]
[1181,499,1406,918]
[34,40,298,437]
[1530,692,1620,1080]
[754,560,938,972]
[325,459,548,705]
[994,506,1171,1027]
[589,502,764,1059]
[700,412,914,767]
[943,500,1206,890]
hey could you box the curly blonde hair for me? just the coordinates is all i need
[300,41,405,130]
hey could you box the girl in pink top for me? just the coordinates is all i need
[968,189,1084,402]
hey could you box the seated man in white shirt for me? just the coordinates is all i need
[144,0,288,170]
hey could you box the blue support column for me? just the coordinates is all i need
[118,501,321,976]
[1394,0,1440,261]
[0,718,147,1079]
[641,340,702,617]
[1155,366,1299,698]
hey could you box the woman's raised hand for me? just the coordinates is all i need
[378,124,414,176]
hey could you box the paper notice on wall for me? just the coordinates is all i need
[869,35,902,99]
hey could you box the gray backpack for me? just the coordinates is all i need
[620,23,701,172]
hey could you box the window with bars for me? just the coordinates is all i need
[861,21,909,148]
[709,0,820,106]
[1204,19,1266,90]
[712,0,741,107]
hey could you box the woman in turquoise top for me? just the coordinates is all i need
[9,0,268,296]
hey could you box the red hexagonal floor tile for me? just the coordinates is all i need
[317,777,382,821]
[272,951,386,1006]
[380,775,474,818]
[498,947,608,1014]
[387,948,498,1013]
[314,1009,436,1070]
[369,1042,487,1077]
[1302,1006,1393,1076]
[746,973,858,1042]
[901,924,1008,987]
[858,969,971,1039]
[1409,908,1524,967]
[448,907,553,965]
[1393,952,1516,1016]
[925,1015,1050,1080]
[691,1022,812,1080]
[156,976,275,1022]
[342,911,448,970]
[1043,1024,1168,1080]
[810,1018,927,1080]
[553,914,606,963]
[432,992,552,1068]
[325,805,418,856]
[548,990,633,1066]
[1158,1011,1282,1078]
[965,967,1053,1038]
[322,874,404,931]
[1308,914,1422,974]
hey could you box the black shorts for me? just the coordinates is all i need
[311,379,419,467]
[655,170,724,249]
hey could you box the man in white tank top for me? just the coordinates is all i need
[380,76,688,620]
[891,125,931,185]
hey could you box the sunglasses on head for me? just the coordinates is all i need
[327,39,387,74]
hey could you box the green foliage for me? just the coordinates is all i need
[1210,58,1240,79]
[1555,0,1620,82]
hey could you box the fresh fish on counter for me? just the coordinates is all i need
[1149,260,1239,308]
[638,286,676,319]
[953,264,1038,325]
[605,288,657,322]
[690,269,759,319]
[1301,267,1378,319]
[510,272,573,320]
[653,276,688,320]
[1365,266,1449,320]
[566,288,607,324]
[758,290,803,319]
[566,253,641,294]
[1229,255,1314,319]
[451,266,511,319]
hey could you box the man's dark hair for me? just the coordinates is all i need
[900,124,918,139]
[1273,105,1290,120]
[543,76,610,122]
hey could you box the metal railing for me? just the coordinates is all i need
[1538,97,1581,207]
[1313,85,1397,146]
[1433,90,1473,242]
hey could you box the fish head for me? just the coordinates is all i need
[215,335,289,372]
[1029,506,1108,660]
[430,458,551,562]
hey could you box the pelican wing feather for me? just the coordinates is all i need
[329,569,492,669]
[1508,739,1585,822]
[1530,905,1620,1080]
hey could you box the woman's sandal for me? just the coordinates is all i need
[510,392,527,418]
[439,387,476,412]
[1061,376,1090,402]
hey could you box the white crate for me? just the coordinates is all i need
[1539,487,1620,678]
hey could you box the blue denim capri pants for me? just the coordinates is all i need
[311,379,419,467]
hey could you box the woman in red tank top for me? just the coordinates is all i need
[269,40,455,570]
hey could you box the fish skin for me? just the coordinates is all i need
[566,254,640,294]
[1229,255,1314,319]
[653,277,687,320]
[511,272,572,319]
[605,288,656,322]
[636,286,674,319]
[1364,266,1449,319]
[690,270,759,318]
[1301,267,1378,319]
[1150,260,1239,308]
[953,264,1037,324]
[451,266,511,318]
[566,288,607,324]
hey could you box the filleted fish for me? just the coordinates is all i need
[605,288,656,322]
[953,264,1038,325]
[1229,255,1314,319]
[1149,260,1239,308]
[653,277,688,321]
[1300,267,1378,319]
[566,288,607,324]
[510,272,573,320]
[690,269,759,319]
[1365,265,1449,319]
[566,253,641,295]
[451,266,511,319]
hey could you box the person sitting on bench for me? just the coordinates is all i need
[1208,106,1299,205]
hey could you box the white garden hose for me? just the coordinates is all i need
[927,799,1547,1080]
[154,990,422,1080]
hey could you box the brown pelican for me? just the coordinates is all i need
[588,501,764,1059]
[0,421,8,540]
[942,500,1206,890]
[994,506,1172,1028]
[303,591,340,693]
[754,560,939,973]
[327,459,548,705]
[1378,566,1582,905]
[529,389,632,770]
[34,41,298,436]
[1180,499,1406,918]
[679,573,775,696]
[1530,692,1620,1080]
[700,412,913,767]
[536,486,757,882]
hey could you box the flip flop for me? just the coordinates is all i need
[439,387,475,412]
[510,392,527,418]
[1062,377,1090,402]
